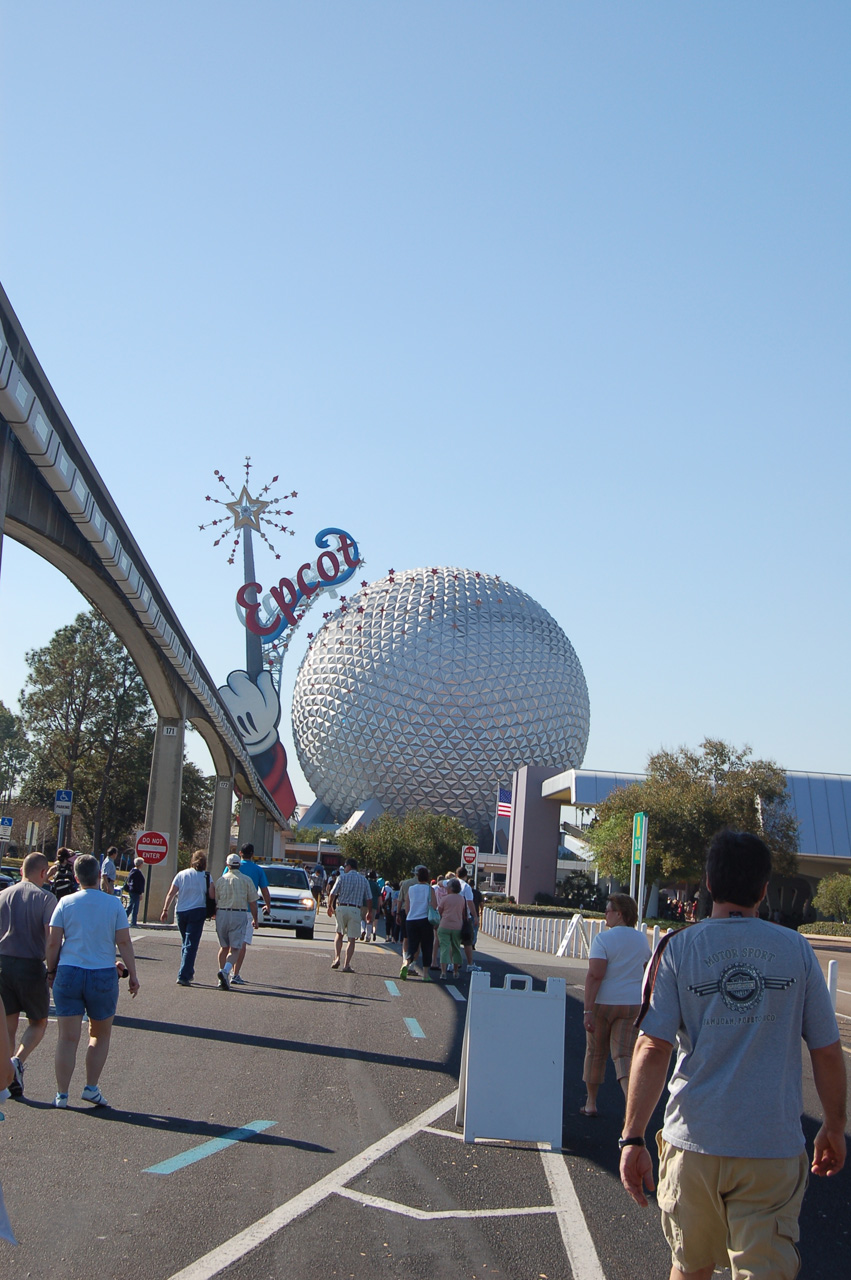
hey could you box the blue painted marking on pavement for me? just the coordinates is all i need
[385,980,400,997]
[404,1017,426,1039]
[143,1120,277,1174]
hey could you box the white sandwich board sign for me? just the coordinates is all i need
[456,971,565,1149]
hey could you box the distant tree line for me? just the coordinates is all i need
[1,609,214,855]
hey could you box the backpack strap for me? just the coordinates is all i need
[635,925,690,1028]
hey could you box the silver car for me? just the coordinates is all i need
[258,865,317,940]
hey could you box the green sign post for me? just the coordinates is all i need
[630,811,648,921]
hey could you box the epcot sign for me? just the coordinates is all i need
[236,527,361,644]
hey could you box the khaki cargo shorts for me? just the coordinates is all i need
[215,910,250,951]
[335,904,363,939]
[656,1132,808,1280]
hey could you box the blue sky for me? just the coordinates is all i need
[1,2,849,805]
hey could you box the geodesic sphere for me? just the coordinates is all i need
[290,567,590,834]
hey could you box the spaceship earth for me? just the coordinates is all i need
[291,567,590,835]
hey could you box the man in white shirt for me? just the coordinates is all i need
[100,847,118,894]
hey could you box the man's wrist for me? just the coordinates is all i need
[618,1136,646,1149]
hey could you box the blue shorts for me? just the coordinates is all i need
[53,965,119,1021]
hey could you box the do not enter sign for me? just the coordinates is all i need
[136,830,169,864]
[462,845,478,865]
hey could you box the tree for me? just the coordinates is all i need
[289,825,337,845]
[813,874,851,924]
[0,701,28,806]
[180,761,215,849]
[337,809,477,882]
[18,610,156,851]
[587,739,798,886]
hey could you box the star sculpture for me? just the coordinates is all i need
[226,485,270,532]
[199,456,297,564]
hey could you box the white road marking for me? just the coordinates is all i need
[421,1126,515,1145]
[336,1187,562,1220]
[166,1090,459,1280]
[539,1145,607,1280]
[446,986,466,1002]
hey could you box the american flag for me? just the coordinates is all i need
[497,785,512,817]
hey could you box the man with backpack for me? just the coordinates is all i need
[47,848,77,901]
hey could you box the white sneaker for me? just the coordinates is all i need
[54,1092,69,1108]
[466,963,483,972]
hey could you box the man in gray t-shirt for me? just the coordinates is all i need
[620,830,846,1280]
[0,853,55,1098]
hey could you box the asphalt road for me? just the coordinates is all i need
[1,917,848,1280]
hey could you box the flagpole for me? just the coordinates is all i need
[492,784,501,857]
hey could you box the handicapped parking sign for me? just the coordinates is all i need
[54,790,73,816]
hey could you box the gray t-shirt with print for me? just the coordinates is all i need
[639,916,838,1158]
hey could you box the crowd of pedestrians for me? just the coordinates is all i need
[322,858,485,983]
[0,826,845,1276]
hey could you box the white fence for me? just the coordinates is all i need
[479,907,667,959]
[480,915,841,1013]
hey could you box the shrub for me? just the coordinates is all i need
[813,873,851,925]
[797,922,851,938]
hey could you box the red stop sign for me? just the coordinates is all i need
[135,830,169,864]
[462,845,478,865]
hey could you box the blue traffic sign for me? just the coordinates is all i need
[54,790,73,816]
[0,817,12,832]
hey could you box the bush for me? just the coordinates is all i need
[797,922,851,938]
[486,903,604,920]
[812,873,851,925]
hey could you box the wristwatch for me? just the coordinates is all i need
[618,1136,646,1149]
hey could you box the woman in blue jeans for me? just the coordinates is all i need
[160,850,216,986]
[46,853,140,1108]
